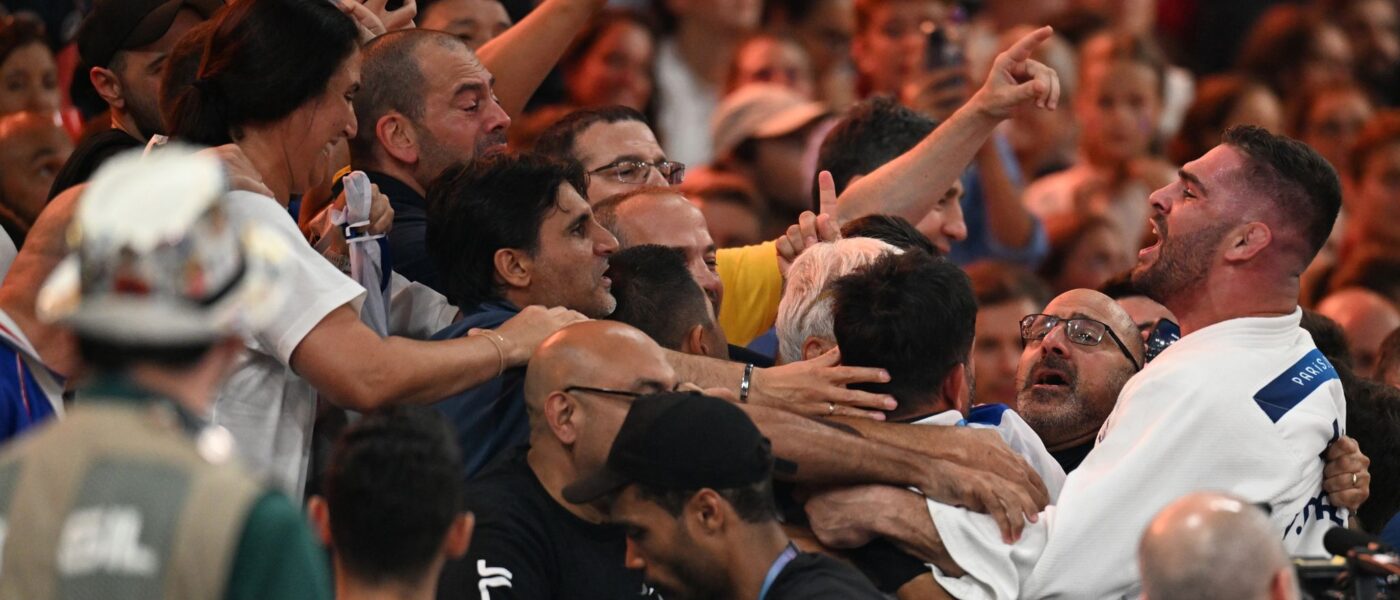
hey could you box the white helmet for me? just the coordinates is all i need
[38,146,289,346]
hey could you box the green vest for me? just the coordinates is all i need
[0,385,262,600]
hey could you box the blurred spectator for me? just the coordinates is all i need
[676,166,766,248]
[1331,244,1400,306]
[763,0,857,109]
[998,25,1079,179]
[606,244,728,358]
[1342,111,1400,254]
[2,148,331,599]
[651,0,762,165]
[710,84,830,231]
[1235,4,1353,105]
[417,0,512,49]
[309,408,471,600]
[1139,492,1299,600]
[0,110,70,252]
[850,0,955,103]
[966,261,1052,409]
[1316,287,1400,379]
[1025,33,1174,258]
[1339,372,1400,537]
[725,33,815,98]
[1039,213,1133,295]
[1292,83,1375,185]
[1378,328,1400,388]
[1168,74,1284,166]
[50,0,217,198]
[1323,0,1400,106]
[559,11,656,112]
[0,15,57,117]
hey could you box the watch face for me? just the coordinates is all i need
[1144,319,1181,364]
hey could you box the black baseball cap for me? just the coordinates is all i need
[77,0,224,68]
[563,392,777,504]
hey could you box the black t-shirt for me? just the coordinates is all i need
[437,447,660,600]
[767,552,887,599]
[48,128,143,200]
[1051,441,1094,474]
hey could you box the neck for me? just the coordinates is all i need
[1165,271,1299,337]
[354,155,427,197]
[236,126,294,203]
[109,108,146,141]
[334,561,438,600]
[125,361,222,416]
[732,523,792,600]
[1043,428,1097,452]
[675,21,744,88]
[527,439,607,523]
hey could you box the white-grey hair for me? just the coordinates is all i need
[775,238,901,364]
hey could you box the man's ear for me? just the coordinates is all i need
[307,495,333,546]
[940,362,970,415]
[543,391,580,445]
[443,512,475,559]
[89,66,124,109]
[1224,222,1272,263]
[681,324,709,357]
[495,248,532,290]
[376,113,421,166]
[801,336,837,362]
[688,489,726,536]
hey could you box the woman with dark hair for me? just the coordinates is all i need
[0,16,59,117]
[1166,74,1283,166]
[158,0,586,500]
[1235,4,1353,103]
[559,10,656,112]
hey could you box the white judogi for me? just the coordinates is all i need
[916,404,1067,503]
[926,309,1346,599]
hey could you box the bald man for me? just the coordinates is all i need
[1316,287,1400,378]
[1016,289,1143,473]
[1140,492,1299,600]
[437,320,677,600]
[0,112,74,257]
[595,188,723,313]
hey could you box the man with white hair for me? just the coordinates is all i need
[775,237,900,364]
[1139,492,1299,600]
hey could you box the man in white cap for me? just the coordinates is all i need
[710,83,832,231]
[0,148,330,599]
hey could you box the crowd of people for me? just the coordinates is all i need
[0,0,1396,598]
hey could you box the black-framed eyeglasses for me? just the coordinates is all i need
[562,384,683,400]
[588,160,686,185]
[1019,314,1142,371]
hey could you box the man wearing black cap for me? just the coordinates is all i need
[566,392,886,600]
[49,0,222,199]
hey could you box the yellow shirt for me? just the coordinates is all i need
[716,241,783,346]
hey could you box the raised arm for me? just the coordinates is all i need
[836,26,1060,225]
[475,0,607,116]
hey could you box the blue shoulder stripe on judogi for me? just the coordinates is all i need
[968,403,1011,427]
[1254,348,1337,423]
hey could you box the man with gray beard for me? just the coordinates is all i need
[1014,289,1142,473]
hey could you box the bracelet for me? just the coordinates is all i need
[739,363,754,403]
[471,329,508,378]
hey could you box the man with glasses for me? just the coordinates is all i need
[1014,289,1143,473]
[436,320,673,600]
[534,106,684,203]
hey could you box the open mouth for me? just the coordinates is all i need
[1139,219,1163,259]
[1031,368,1071,390]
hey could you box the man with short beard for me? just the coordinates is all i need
[350,30,512,292]
[803,126,1369,599]
[1014,289,1142,473]
[50,0,220,198]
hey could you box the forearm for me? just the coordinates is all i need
[666,348,743,391]
[873,490,964,576]
[974,141,1034,249]
[828,417,961,460]
[475,0,605,116]
[742,404,928,489]
[837,105,1001,224]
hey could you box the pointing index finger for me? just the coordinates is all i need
[1003,26,1053,64]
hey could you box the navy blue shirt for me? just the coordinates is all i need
[0,342,60,446]
[431,300,529,479]
[368,171,443,294]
